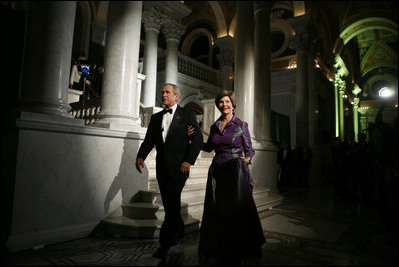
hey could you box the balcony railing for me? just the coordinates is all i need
[157,53,220,86]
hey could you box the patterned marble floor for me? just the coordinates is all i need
[4,183,398,266]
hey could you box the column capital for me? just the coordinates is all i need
[333,54,349,77]
[215,35,235,51]
[142,7,162,33]
[352,97,360,107]
[162,18,186,41]
[334,77,346,92]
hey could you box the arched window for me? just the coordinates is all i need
[181,28,215,67]
[190,35,210,65]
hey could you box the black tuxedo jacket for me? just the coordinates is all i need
[137,105,203,181]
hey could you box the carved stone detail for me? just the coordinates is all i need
[162,18,186,41]
[142,7,162,33]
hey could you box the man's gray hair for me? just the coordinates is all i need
[163,83,180,96]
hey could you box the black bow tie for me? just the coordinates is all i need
[163,109,173,115]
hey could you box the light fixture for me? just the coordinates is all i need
[378,87,394,98]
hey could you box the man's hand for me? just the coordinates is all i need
[136,158,145,173]
[187,124,195,136]
[181,161,191,174]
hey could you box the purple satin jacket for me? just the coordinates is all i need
[203,115,255,165]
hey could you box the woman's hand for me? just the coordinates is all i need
[187,124,195,136]
[241,156,251,165]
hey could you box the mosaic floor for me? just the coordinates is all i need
[4,184,398,266]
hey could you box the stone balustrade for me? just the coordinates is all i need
[156,53,220,86]
[69,97,102,125]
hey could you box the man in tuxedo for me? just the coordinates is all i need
[135,83,203,259]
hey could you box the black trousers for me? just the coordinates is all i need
[156,167,186,248]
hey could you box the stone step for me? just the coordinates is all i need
[148,177,207,189]
[149,184,206,201]
[148,168,209,178]
[253,187,270,199]
[122,202,159,220]
[255,190,284,212]
[102,214,199,239]
[146,156,212,164]
[182,194,205,207]
[155,202,190,219]
[129,190,157,203]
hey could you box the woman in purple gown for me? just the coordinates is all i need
[193,90,265,262]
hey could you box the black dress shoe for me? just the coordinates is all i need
[153,246,169,259]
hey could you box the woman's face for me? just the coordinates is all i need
[218,95,234,116]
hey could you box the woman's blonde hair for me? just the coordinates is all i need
[215,90,237,109]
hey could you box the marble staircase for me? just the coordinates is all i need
[147,156,212,221]
[102,190,199,239]
[102,153,283,238]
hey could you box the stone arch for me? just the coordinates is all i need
[270,18,294,58]
[333,17,397,55]
[208,1,228,37]
[181,28,214,66]
[180,94,204,114]
[181,28,214,56]
[229,13,237,37]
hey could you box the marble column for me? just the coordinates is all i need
[338,84,345,141]
[333,54,349,141]
[234,1,254,135]
[162,18,185,85]
[359,111,368,140]
[215,36,235,91]
[95,1,143,131]
[250,2,280,191]
[141,7,162,108]
[289,15,323,186]
[254,1,274,143]
[352,84,362,142]
[19,1,76,117]
[289,14,314,148]
[334,78,340,137]
[352,96,360,142]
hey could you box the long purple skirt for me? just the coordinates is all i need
[198,158,265,258]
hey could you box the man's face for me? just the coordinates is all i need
[162,85,179,108]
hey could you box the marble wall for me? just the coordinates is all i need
[6,112,148,252]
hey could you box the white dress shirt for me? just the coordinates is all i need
[162,104,177,142]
